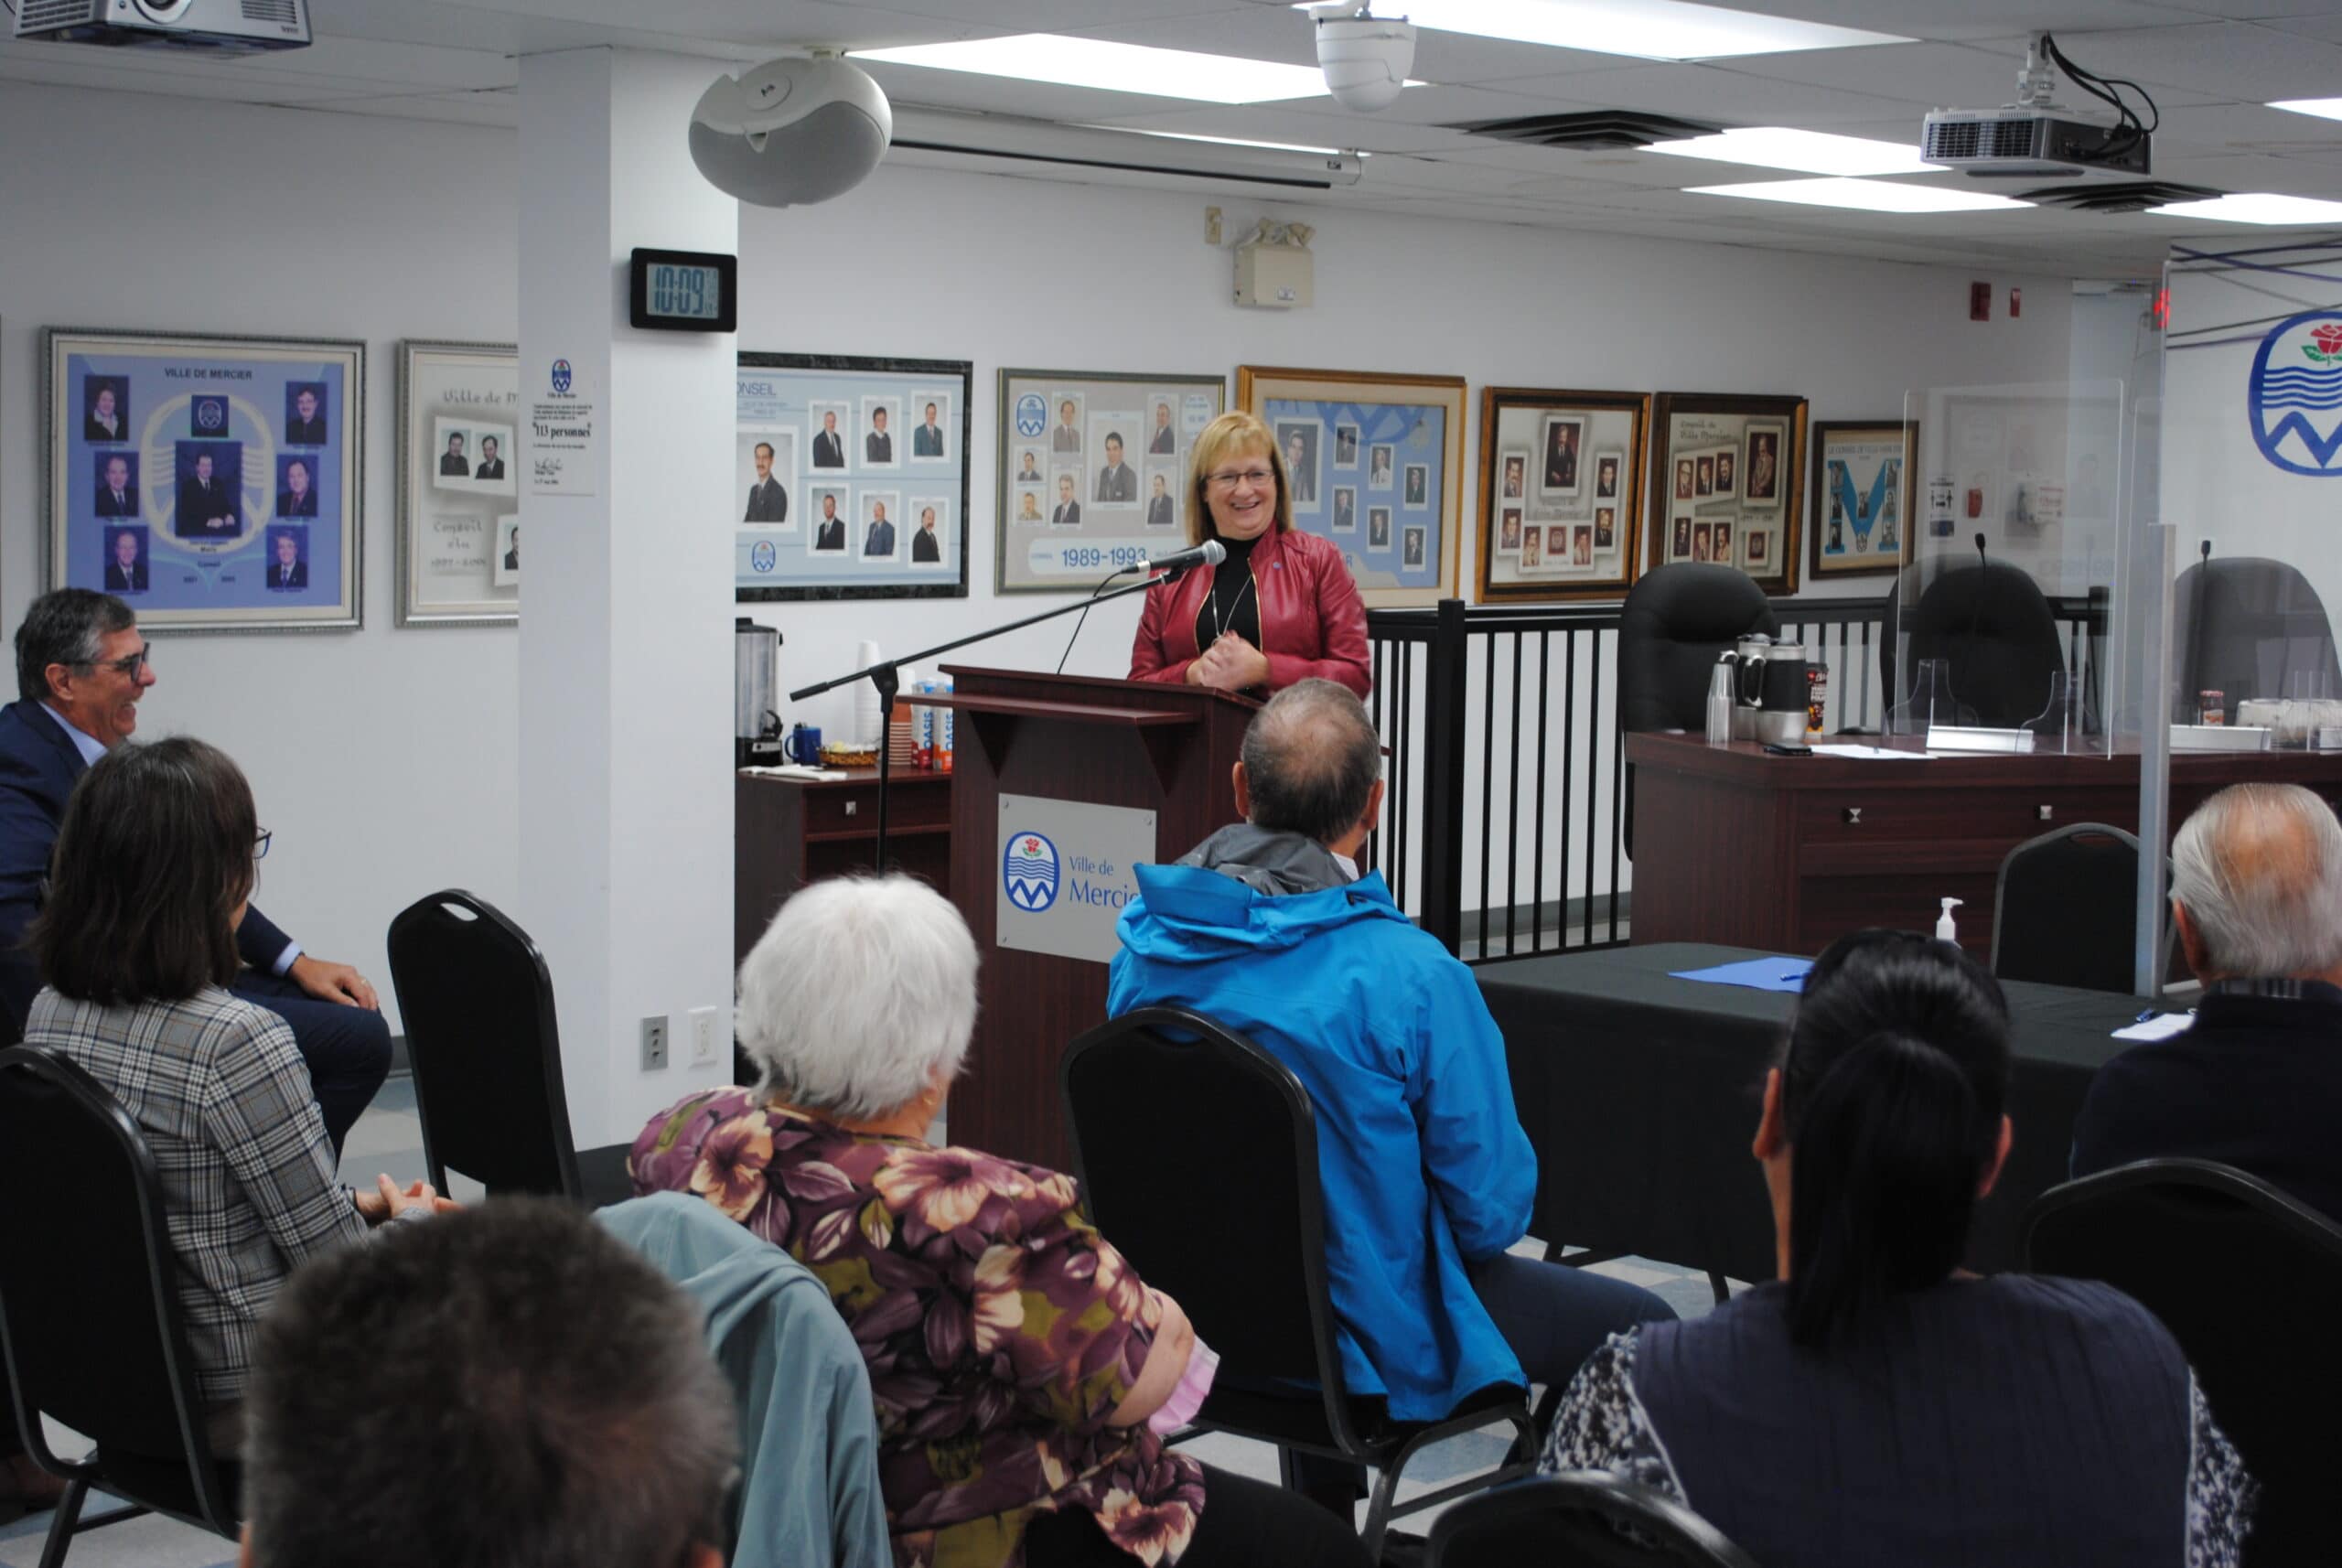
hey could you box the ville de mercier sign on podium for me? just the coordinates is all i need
[995,794,1156,964]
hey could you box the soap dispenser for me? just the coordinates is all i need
[1935,897,1964,942]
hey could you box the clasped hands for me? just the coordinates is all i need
[353,1173,460,1225]
[1187,632,1270,692]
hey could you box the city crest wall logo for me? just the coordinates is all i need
[1004,830,1060,911]
[2249,310,2342,476]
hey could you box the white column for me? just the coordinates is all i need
[517,48,736,1147]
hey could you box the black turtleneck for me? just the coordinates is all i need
[1194,532,1262,658]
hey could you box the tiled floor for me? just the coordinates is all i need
[8,1079,1737,1565]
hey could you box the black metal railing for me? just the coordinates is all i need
[1367,591,2107,963]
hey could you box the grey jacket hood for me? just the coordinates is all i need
[1176,822,1352,896]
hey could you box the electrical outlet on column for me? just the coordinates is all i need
[689,1006,722,1068]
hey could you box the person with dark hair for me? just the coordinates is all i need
[242,1199,733,1568]
[1110,682,1673,1516]
[0,589,392,1152]
[23,736,447,1431]
[473,435,505,481]
[1542,929,2257,1566]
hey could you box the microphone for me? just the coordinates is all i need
[1116,538,1227,578]
[1966,531,1990,648]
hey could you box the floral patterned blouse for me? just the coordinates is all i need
[632,1087,1207,1568]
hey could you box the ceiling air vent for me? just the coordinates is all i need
[1448,110,1725,152]
[2018,180,2218,214]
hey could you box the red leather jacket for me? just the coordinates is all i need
[1127,526,1370,697]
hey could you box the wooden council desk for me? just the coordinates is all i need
[1627,732,2342,960]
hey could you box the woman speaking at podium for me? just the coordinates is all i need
[1129,412,1370,697]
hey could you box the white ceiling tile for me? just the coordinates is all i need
[1724,38,2220,112]
[1477,60,1937,125]
[1981,19,2342,101]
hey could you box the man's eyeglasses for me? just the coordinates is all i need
[1205,467,1276,490]
[81,642,150,679]
[254,829,273,861]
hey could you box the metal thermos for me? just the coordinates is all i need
[1715,633,1777,741]
[735,618,784,768]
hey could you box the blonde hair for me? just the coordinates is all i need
[1185,412,1294,547]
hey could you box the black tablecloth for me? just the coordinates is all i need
[1477,942,2144,1283]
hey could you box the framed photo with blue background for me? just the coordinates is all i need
[736,351,972,602]
[1238,365,1465,608]
[44,328,363,632]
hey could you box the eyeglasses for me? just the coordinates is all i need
[81,642,150,679]
[1205,467,1276,490]
[253,829,273,861]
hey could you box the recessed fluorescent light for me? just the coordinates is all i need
[1689,177,2032,214]
[1100,126,1361,157]
[1292,0,1905,60]
[2270,98,2342,123]
[2154,191,2342,225]
[857,35,1333,104]
[1647,126,1933,176]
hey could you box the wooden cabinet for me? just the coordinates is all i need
[735,768,952,965]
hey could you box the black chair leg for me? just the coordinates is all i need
[1707,1270,1731,1305]
[1360,1457,1406,1564]
[36,1477,86,1568]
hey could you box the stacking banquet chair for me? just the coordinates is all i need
[1990,822,2172,994]
[1424,1474,1756,1568]
[1061,1006,1535,1563]
[385,888,582,1201]
[1616,564,1779,858]
[2025,1158,2342,1568]
[0,1046,241,1568]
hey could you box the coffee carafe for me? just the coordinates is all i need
[1715,634,1776,742]
[736,618,784,767]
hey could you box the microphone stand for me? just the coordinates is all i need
[789,567,1185,873]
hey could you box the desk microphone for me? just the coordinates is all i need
[1116,538,1228,578]
[1967,532,1991,643]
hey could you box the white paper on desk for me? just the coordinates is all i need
[1811,745,1937,761]
[743,764,848,780]
[2111,1013,2195,1042]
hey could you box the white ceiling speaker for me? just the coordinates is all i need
[690,54,894,207]
[1314,8,1414,113]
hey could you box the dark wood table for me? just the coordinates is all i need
[1477,941,2143,1284]
[735,766,952,967]
[1627,732,2342,961]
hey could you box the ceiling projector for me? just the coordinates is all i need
[691,54,893,207]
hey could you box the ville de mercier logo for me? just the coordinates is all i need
[750,540,777,573]
[2250,311,2342,476]
[1003,830,1060,913]
[550,358,574,397]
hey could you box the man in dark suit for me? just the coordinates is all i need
[1149,402,1176,456]
[811,411,844,469]
[0,589,388,1152]
[812,493,845,551]
[439,433,469,478]
[913,402,945,458]
[285,385,328,446]
[863,500,896,558]
[1052,400,1081,455]
[2073,783,2342,1223]
[1285,430,1316,504]
[912,505,941,564]
[277,458,319,519]
[866,407,893,465]
[268,532,308,590]
[474,435,506,481]
[1051,474,1081,528]
[1094,434,1136,504]
[503,527,520,573]
[744,441,788,523]
[1146,474,1173,529]
[1016,451,1043,484]
[95,456,137,519]
[104,532,145,594]
[177,451,236,536]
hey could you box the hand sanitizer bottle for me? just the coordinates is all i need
[1936,897,1963,942]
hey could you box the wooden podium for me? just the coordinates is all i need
[929,667,1258,1169]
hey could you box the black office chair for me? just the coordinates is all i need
[386,889,582,1200]
[0,1046,241,1567]
[1881,561,2066,728]
[1061,1007,1534,1563]
[2174,555,2342,718]
[1617,564,1779,857]
[1991,822,2170,993]
[2024,1159,2342,1568]
[1425,1474,1756,1567]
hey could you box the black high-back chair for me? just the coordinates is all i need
[0,1046,241,1566]
[1617,564,1779,856]
[386,889,581,1200]
[2025,1159,2342,1568]
[2174,556,2342,717]
[1991,822,2169,993]
[1061,1007,1533,1562]
[1425,1475,1756,1567]
[1881,561,2066,728]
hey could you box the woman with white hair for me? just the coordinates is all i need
[633,875,1370,1568]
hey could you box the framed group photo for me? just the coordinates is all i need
[1476,386,1649,603]
[1239,364,1466,608]
[1646,391,1807,594]
[994,369,1226,594]
[396,340,521,626]
[45,328,364,632]
[736,352,972,601]
[1809,420,1916,580]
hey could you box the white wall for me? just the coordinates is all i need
[3,79,2082,1011]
